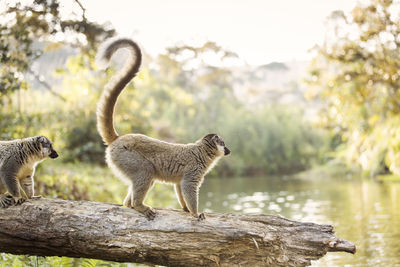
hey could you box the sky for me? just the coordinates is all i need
[77,0,358,65]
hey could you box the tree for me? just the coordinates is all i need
[0,0,115,99]
[307,0,400,176]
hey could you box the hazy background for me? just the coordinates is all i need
[79,0,357,64]
[1,0,400,266]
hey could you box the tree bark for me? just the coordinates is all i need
[0,198,355,266]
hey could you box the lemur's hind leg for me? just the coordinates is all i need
[131,172,156,220]
[0,166,24,207]
[117,149,156,220]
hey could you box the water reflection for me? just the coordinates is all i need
[199,176,400,266]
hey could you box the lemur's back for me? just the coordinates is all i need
[110,134,197,180]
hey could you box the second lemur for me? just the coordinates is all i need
[96,37,230,220]
[0,136,58,208]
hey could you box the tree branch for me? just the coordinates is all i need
[0,198,355,266]
[73,0,87,21]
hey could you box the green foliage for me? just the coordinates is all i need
[307,0,400,176]
[63,110,105,164]
[220,106,328,175]
[0,254,131,267]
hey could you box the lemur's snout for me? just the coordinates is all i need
[224,147,231,155]
[49,150,58,159]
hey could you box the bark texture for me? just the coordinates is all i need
[0,198,356,266]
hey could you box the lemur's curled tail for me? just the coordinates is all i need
[96,38,142,145]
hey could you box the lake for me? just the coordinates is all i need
[199,176,400,267]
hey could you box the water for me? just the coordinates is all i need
[199,176,400,267]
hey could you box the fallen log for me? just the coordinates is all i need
[0,198,355,266]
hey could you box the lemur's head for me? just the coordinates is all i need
[202,134,230,156]
[36,136,58,159]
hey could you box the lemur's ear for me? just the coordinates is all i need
[38,136,47,143]
[204,133,216,138]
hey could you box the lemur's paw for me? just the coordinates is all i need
[198,213,206,221]
[14,197,25,205]
[192,212,206,221]
[0,194,14,208]
[123,199,132,208]
[144,207,156,220]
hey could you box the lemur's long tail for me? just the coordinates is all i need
[95,38,142,145]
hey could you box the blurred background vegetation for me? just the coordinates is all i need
[1,0,400,266]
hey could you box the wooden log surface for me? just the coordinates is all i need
[0,198,356,266]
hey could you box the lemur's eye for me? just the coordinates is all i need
[41,141,50,148]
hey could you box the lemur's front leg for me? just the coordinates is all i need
[181,174,205,220]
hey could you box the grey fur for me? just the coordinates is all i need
[96,38,230,220]
[0,136,58,208]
